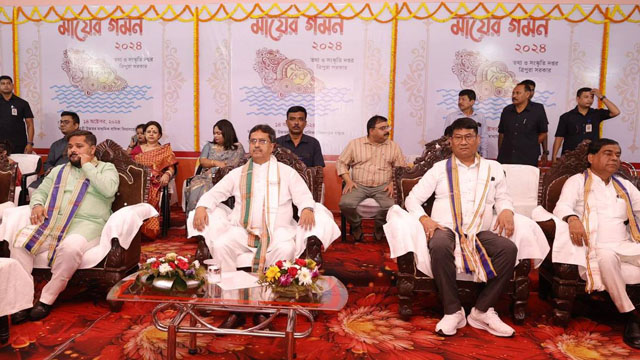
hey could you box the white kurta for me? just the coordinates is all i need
[187,161,340,271]
[554,173,640,253]
[384,157,549,278]
[549,174,640,288]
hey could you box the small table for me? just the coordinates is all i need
[107,274,348,360]
[0,257,34,344]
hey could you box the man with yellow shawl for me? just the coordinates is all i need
[190,124,340,328]
[10,130,119,323]
[553,138,640,349]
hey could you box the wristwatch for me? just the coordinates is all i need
[542,150,549,155]
[26,141,34,146]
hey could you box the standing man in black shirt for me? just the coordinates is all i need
[275,105,325,167]
[521,79,550,163]
[497,82,548,166]
[0,75,34,154]
[551,87,620,164]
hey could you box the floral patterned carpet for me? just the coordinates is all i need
[2,209,640,359]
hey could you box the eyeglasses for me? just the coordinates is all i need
[451,134,477,143]
[375,125,391,131]
[249,138,270,145]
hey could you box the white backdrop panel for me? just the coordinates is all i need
[200,15,391,155]
[395,16,602,158]
[17,7,194,151]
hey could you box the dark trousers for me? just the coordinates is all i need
[338,183,394,230]
[429,228,518,314]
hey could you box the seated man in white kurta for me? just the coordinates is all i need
[385,118,549,338]
[10,130,119,323]
[190,124,339,328]
[553,138,640,349]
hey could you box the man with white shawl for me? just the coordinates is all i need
[552,138,640,349]
[385,118,548,338]
[190,124,340,328]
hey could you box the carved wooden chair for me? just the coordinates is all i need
[0,158,18,258]
[193,144,325,267]
[392,136,531,323]
[536,140,640,326]
[0,140,151,311]
[0,159,18,211]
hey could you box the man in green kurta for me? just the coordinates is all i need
[11,130,119,322]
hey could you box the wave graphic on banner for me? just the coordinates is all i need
[437,88,556,117]
[240,86,354,117]
[50,85,153,114]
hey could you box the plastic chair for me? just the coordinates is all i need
[9,154,42,205]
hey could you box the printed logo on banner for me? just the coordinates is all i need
[51,48,153,114]
[241,48,354,119]
[438,49,557,158]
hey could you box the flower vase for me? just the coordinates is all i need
[272,285,312,300]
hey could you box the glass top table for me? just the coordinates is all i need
[108,273,348,360]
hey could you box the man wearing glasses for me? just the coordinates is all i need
[190,124,340,329]
[385,117,549,337]
[337,115,406,242]
[30,111,80,189]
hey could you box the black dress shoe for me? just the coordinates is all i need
[29,302,52,321]
[624,318,640,349]
[252,313,274,330]
[10,309,30,325]
[350,226,363,243]
[219,312,245,329]
[306,236,323,267]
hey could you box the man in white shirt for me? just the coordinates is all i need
[190,124,339,328]
[385,117,518,337]
[444,89,488,158]
[553,138,640,349]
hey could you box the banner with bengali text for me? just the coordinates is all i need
[16,7,194,152]
[395,16,603,159]
[199,15,391,155]
[2,4,640,161]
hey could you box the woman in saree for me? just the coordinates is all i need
[184,119,245,213]
[130,121,178,239]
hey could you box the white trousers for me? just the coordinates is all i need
[596,248,636,313]
[11,234,95,305]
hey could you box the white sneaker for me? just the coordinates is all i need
[435,308,466,336]
[467,307,515,337]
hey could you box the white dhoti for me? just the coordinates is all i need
[188,203,340,272]
[384,205,550,279]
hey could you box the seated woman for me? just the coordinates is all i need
[130,121,178,239]
[184,119,245,213]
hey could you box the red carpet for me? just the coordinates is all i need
[2,209,640,359]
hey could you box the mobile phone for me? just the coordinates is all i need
[131,134,138,145]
